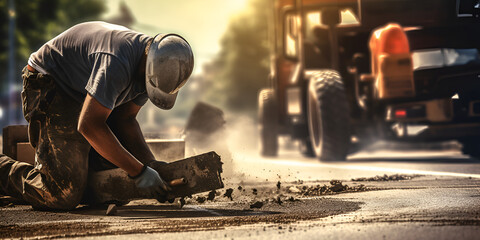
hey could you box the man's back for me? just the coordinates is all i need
[28,21,151,109]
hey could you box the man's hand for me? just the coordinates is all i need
[132,166,172,197]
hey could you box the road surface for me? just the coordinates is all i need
[1,142,479,239]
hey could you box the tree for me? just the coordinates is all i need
[201,0,271,116]
[0,0,105,124]
[0,0,106,85]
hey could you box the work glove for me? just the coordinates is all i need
[131,166,171,198]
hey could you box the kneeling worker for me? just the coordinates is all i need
[0,21,194,210]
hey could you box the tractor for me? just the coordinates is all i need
[259,0,480,160]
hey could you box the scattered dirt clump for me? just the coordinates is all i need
[276,181,281,189]
[250,201,264,209]
[287,196,299,202]
[207,190,216,201]
[223,188,234,200]
[329,180,345,192]
[275,196,283,205]
[196,196,206,203]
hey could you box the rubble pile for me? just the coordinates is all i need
[182,178,378,209]
[352,174,419,182]
[297,180,367,196]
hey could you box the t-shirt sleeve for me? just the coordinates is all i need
[85,53,129,109]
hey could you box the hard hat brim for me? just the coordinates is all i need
[145,33,193,110]
[146,80,178,110]
[145,33,177,110]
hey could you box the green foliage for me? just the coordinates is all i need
[201,0,271,115]
[0,0,105,93]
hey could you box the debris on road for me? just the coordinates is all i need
[250,201,264,209]
[299,180,367,196]
[275,196,283,205]
[207,190,216,201]
[287,196,299,202]
[223,188,234,200]
[196,196,206,203]
[182,178,375,208]
[288,186,302,193]
[329,180,345,192]
[352,174,420,182]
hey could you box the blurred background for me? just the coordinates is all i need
[0,0,271,136]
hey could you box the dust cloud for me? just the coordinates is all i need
[185,113,259,182]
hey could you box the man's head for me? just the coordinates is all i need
[145,34,194,110]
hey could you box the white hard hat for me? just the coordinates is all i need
[145,34,194,109]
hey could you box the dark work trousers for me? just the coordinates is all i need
[0,67,91,210]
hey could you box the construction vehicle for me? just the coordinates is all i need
[259,0,480,160]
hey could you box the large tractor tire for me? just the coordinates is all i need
[258,89,278,157]
[460,139,480,159]
[299,139,315,157]
[307,70,350,161]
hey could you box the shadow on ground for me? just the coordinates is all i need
[74,203,280,219]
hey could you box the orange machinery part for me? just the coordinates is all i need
[369,23,415,99]
[374,23,410,54]
[370,23,410,75]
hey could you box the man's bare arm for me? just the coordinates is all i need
[106,101,156,165]
[77,94,144,177]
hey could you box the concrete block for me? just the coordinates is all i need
[85,151,223,204]
[17,142,35,165]
[2,125,28,159]
[146,139,185,162]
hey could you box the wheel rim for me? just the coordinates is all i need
[308,88,322,156]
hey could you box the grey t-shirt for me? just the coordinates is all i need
[28,21,151,109]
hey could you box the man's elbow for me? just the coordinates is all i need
[77,120,87,135]
[77,118,94,137]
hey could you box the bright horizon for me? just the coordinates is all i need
[103,0,249,75]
